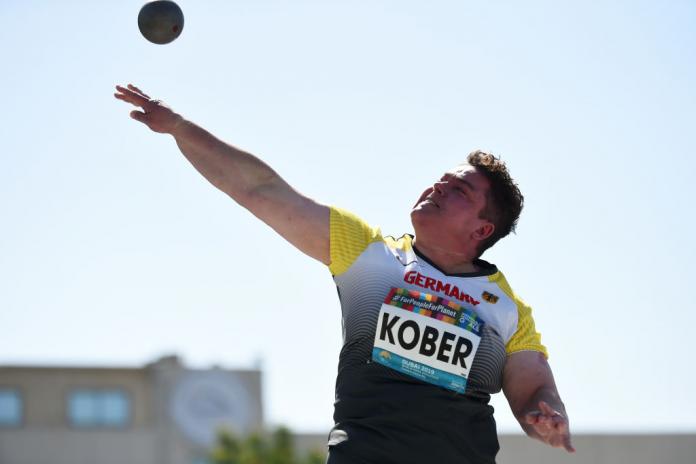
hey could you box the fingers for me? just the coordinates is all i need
[525,405,575,453]
[549,429,575,453]
[127,83,151,99]
[114,84,150,108]
[539,400,559,417]
[527,411,566,430]
[525,411,541,425]
[130,110,148,123]
[563,436,576,453]
[533,401,566,428]
[556,423,575,453]
[527,415,554,429]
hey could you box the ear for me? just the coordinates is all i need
[472,222,495,241]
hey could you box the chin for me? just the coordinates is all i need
[410,207,430,235]
[411,203,436,219]
[410,206,423,221]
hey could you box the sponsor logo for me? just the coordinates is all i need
[403,271,480,306]
[481,291,499,304]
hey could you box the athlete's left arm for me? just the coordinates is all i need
[502,351,575,453]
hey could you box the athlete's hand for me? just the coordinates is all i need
[524,400,575,453]
[114,84,184,134]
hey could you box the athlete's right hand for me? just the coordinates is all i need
[114,84,184,135]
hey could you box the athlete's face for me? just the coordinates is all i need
[411,165,495,254]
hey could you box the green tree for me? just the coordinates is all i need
[209,426,325,464]
[209,429,242,464]
[268,426,296,464]
[239,432,269,464]
[304,449,326,464]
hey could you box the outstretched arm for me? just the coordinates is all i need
[503,351,575,453]
[114,84,330,265]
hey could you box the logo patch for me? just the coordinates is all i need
[481,291,499,304]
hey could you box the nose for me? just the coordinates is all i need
[433,181,447,195]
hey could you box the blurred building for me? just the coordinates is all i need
[496,434,696,464]
[0,355,263,464]
[2,356,695,464]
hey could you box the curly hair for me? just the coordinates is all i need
[466,150,524,256]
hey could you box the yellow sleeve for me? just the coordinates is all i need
[505,301,549,358]
[329,206,382,276]
[491,272,548,358]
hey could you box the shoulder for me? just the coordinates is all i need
[486,269,548,358]
[329,206,384,276]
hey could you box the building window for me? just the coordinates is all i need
[68,389,130,427]
[0,389,22,427]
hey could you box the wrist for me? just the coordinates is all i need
[170,114,187,137]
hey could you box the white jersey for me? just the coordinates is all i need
[326,206,547,464]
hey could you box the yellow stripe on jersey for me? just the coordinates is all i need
[329,207,383,276]
[384,234,414,253]
[490,272,549,358]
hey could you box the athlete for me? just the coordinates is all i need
[115,84,574,463]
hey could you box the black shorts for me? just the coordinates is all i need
[327,446,370,464]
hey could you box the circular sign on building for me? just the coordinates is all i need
[170,370,255,446]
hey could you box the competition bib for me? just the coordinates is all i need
[372,287,483,393]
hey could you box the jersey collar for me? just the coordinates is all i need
[410,236,498,278]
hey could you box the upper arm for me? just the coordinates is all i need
[502,351,558,419]
[240,178,330,265]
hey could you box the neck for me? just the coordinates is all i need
[412,237,479,274]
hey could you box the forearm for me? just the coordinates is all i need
[503,352,574,452]
[115,83,331,263]
[171,118,283,202]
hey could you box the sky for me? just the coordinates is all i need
[1,0,695,434]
